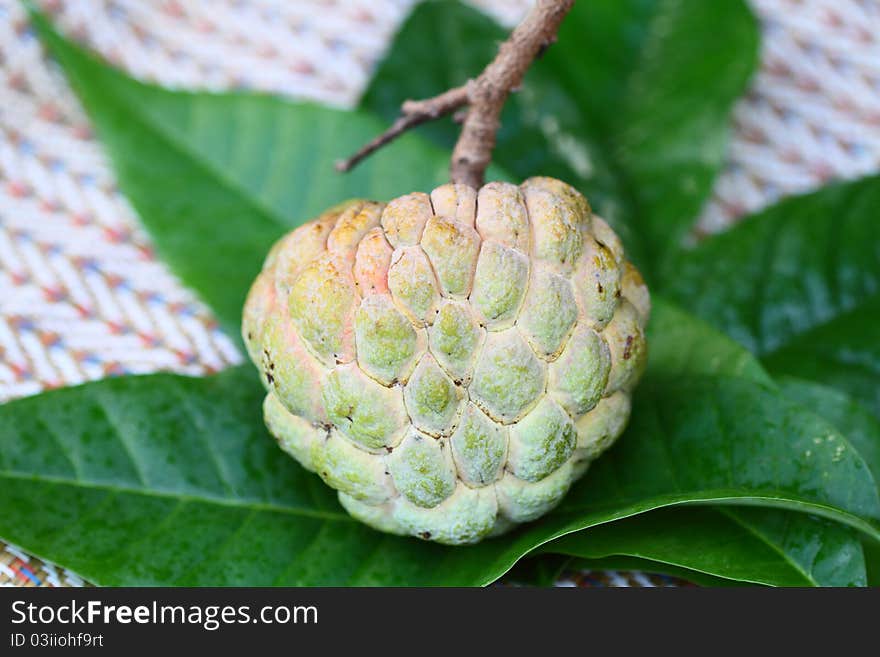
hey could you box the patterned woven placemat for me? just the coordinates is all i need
[1,0,878,587]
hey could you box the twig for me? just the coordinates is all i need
[335,87,468,172]
[336,0,575,187]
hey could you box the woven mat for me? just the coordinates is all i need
[1,0,878,588]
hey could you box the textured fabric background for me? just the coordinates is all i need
[1,0,878,587]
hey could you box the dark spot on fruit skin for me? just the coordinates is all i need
[247,332,253,340]
[597,282,604,294]
[419,531,432,540]
[385,446,393,454]
[623,335,634,360]
[615,289,622,299]
[265,371,275,385]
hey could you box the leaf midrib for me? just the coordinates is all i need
[0,469,353,523]
[551,490,880,542]
[482,494,880,587]
[716,507,817,586]
[543,508,815,587]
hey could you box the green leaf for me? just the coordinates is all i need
[556,374,880,540]
[763,300,880,420]
[542,506,866,587]
[30,10,451,337]
[363,0,760,277]
[661,175,880,584]
[536,303,868,587]
[0,367,487,586]
[778,378,880,483]
[777,377,880,585]
[663,176,880,417]
[3,359,878,586]
[647,298,773,384]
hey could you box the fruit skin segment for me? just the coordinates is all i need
[243,178,649,545]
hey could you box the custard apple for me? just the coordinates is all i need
[242,178,649,544]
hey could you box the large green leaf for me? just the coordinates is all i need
[0,367,492,586]
[543,506,866,587]
[363,0,760,277]
[2,354,878,586]
[535,302,867,587]
[664,176,880,417]
[778,378,880,482]
[562,374,880,540]
[30,10,450,337]
[777,378,880,585]
[646,299,772,384]
[660,174,880,583]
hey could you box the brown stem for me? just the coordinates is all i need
[336,0,575,187]
[335,87,468,172]
[451,0,574,187]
